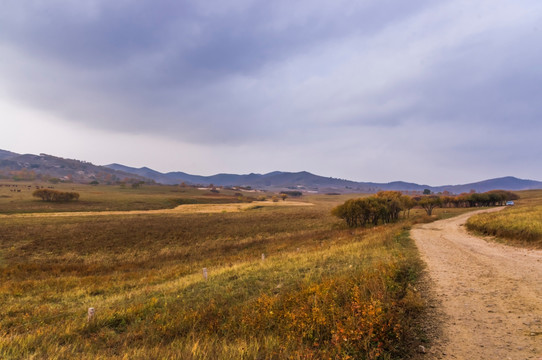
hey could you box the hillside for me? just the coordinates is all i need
[0,151,149,184]
[0,149,19,160]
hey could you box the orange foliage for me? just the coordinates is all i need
[238,263,410,359]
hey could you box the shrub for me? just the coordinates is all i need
[332,192,413,227]
[280,191,303,197]
[32,189,80,202]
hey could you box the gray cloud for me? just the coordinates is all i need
[0,0,435,141]
[1,0,542,183]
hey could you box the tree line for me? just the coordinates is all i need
[433,190,518,208]
[333,190,518,228]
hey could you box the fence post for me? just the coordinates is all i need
[203,268,208,280]
[87,307,95,322]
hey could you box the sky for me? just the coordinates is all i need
[1,0,541,185]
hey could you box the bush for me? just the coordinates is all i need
[280,191,303,197]
[332,191,413,227]
[32,189,80,202]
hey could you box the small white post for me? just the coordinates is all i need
[261,253,265,261]
[87,307,95,322]
[203,268,208,280]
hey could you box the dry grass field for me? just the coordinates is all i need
[466,190,542,247]
[0,181,260,214]
[0,182,472,359]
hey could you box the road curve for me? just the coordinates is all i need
[412,208,542,360]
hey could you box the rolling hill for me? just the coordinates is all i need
[105,163,542,194]
[0,151,148,184]
[1,149,541,193]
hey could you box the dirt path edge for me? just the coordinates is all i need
[412,208,542,359]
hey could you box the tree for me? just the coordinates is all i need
[280,193,288,201]
[423,189,431,195]
[131,181,145,189]
[400,195,415,218]
[375,191,403,221]
[417,196,442,216]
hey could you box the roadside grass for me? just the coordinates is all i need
[0,181,260,214]
[0,195,456,359]
[465,190,542,247]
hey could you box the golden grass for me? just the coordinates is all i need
[0,194,429,359]
[466,206,542,246]
[465,190,542,247]
[0,199,312,218]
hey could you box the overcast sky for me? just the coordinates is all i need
[1,0,541,185]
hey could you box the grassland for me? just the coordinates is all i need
[466,190,542,247]
[0,183,471,359]
[0,181,263,214]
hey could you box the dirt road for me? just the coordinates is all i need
[412,209,542,360]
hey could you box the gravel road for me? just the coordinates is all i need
[412,208,542,360]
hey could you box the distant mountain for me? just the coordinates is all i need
[106,163,365,190]
[433,177,542,194]
[1,149,541,193]
[104,163,542,194]
[106,163,215,185]
[0,151,149,184]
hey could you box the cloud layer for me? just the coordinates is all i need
[1,0,541,183]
